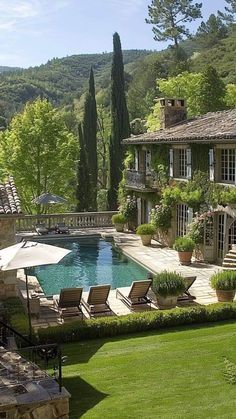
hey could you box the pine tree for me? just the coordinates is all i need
[82,67,97,210]
[76,123,89,211]
[107,33,130,210]
[197,66,226,115]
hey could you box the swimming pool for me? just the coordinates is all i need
[31,237,148,295]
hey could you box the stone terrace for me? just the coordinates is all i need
[15,228,223,330]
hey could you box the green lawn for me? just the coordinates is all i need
[62,322,236,418]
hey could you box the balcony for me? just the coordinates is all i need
[125,170,157,191]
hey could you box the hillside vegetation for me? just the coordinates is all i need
[0,50,151,118]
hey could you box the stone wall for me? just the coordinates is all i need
[0,396,69,419]
[0,218,17,299]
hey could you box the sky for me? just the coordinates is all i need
[0,0,228,68]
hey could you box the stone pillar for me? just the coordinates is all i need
[0,218,17,299]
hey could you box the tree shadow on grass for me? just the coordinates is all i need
[63,375,108,418]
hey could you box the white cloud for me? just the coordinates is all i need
[0,0,71,33]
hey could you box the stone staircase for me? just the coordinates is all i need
[222,245,236,270]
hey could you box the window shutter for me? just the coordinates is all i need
[137,198,142,225]
[186,149,192,179]
[135,149,139,171]
[169,149,174,177]
[146,149,151,174]
[209,149,215,181]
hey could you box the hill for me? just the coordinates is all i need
[0,50,151,118]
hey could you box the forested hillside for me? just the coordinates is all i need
[0,50,151,118]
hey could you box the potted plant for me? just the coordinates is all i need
[152,270,186,309]
[112,214,126,232]
[136,223,156,246]
[173,236,195,265]
[210,271,236,302]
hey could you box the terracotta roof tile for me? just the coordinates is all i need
[123,109,236,145]
[0,176,22,214]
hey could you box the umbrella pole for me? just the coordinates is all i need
[25,269,32,340]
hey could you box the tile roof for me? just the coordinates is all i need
[123,109,236,145]
[0,176,22,214]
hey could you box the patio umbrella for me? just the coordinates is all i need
[0,241,71,338]
[32,193,68,205]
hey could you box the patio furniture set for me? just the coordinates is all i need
[52,277,196,320]
[35,222,69,235]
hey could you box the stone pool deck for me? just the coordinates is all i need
[16,228,223,330]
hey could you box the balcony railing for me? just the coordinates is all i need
[125,170,156,190]
[15,211,117,232]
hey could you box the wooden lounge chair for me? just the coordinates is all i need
[55,222,69,234]
[35,223,48,235]
[116,279,152,309]
[177,276,197,302]
[82,285,111,317]
[53,287,83,319]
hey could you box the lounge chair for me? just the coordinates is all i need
[55,222,69,234]
[82,285,111,317]
[35,223,48,235]
[177,276,197,302]
[53,287,83,319]
[116,279,152,309]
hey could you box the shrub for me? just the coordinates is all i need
[150,204,172,232]
[136,223,156,235]
[37,302,236,344]
[119,195,137,220]
[210,271,236,290]
[173,236,195,252]
[112,213,126,224]
[152,271,186,297]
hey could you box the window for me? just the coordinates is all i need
[176,204,190,237]
[179,149,187,178]
[171,148,191,179]
[221,149,236,183]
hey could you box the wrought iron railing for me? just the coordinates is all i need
[0,319,62,392]
[125,170,157,189]
[15,211,117,232]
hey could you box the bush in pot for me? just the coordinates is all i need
[210,271,236,302]
[136,223,156,246]
[173,236,195,265]
[112,213,126,232]
[152,270,186,309]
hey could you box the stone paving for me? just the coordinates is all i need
[16,228,223,329]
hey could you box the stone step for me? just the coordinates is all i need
[228,250,236,257]
[222,262,236,268]
[223,253,236,258]
[223,267,236,271]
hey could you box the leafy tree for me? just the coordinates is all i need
[225,83,236,108]
[82,67,97,210]
[197,66,226,114]
[107,33,130,210]
[196,14,228,49]
[146,0,202,54]
[0,98,78,213]
[76,123,89,211]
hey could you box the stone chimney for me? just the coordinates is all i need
[158,98,187,129]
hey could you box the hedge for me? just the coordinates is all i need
[37,302,236,344]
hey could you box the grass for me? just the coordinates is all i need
[62,322,236,418]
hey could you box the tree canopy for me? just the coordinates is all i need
[0,98,78,213]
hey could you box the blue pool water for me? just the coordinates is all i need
[31,237,148,295]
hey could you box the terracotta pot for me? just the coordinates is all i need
[178,251,193,265]
[114,223,124,232]
[156,295,178,310]
[216,289,236,302]
[140,235,152,246]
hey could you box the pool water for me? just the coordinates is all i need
[31,237,148,295]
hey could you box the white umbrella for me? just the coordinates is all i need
[0,241,71,338]
[32,193,67,205]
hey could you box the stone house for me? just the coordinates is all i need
[123,98,236,264]
[0,176,22,298]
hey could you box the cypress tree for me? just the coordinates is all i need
[76,123,89,211]
[108,32,130,210]
[197,66,226,115]
[83,67,97,210]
